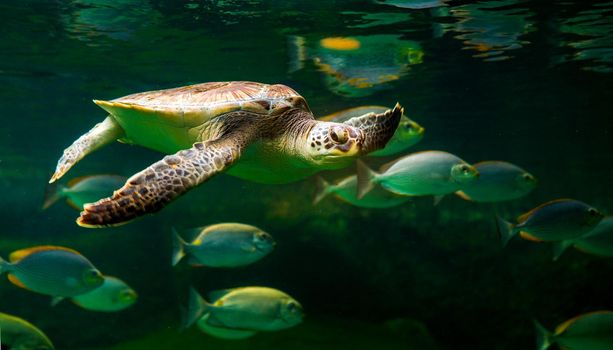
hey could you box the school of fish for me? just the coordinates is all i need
[3,99,610,350]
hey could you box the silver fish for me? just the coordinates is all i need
[172,223,275,267]
[496,199,603,247]
[553,216,613,260]
[0,245,104,298]
[71,276,137,312]
[535,311,613,350]
[356,150,479,199]
[184,286,303,332]
[0,312,54,350]
[455,161,537,202]
[43,174,127,210]
[313,175,410,208]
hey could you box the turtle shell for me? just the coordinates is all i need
[94,81,311,128]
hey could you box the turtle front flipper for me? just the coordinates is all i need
[50,116,124,183]
[343,103,403,154]
[76,134,249,228]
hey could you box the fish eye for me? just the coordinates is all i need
[588,208,600,216]
[83,269,103,284]
[120,289,137,302]
[330,127,348,144]
[287,301,298,312]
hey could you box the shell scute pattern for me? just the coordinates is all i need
[109,82,310,128]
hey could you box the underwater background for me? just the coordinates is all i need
[1,0,612,349]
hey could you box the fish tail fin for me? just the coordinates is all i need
[181,287,210,329]
[42,181,64,210]
[552,241,573,261]
[0,255,9,274]
[495,216,517,247]
[172,227,187,266]
[534,320,553,350]
[313,176,331,205]
[356,159,377,199]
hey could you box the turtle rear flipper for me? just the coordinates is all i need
[343,103,403,154]
[50,116,124,183]
[77,132,251,228]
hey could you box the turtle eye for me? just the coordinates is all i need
[522,173,534,181]
[330,127,348,144]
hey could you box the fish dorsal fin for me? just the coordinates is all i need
[9,246,80,263]
[67,176,89,188]
[555,311,613,335]
[517,199,575,224]
[208,289,235,303]
[516,208,538,224]
[184,227,207,243]
[379,158,403,173]
[8,274,31,290]
[519,231,544,242]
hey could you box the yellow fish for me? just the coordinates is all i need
[0,245,104,299]
[0,312,54,349]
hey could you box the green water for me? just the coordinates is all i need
[1,0,612,349]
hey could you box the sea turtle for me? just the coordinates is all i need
[50,81,402,227]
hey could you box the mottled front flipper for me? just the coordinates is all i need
[77,133,251,228]
[343,103,403,154]
[50,116,124,183]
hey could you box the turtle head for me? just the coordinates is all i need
[304,121,363,168]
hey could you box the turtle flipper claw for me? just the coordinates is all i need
[50,152,76,183]
[49,116,123,183]
[77,137,246,228]
[343,103,403,154]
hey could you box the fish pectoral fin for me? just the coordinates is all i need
[240,244,257,253]
[186,256,204,267]
[51,296,66,306]
[455,191,473,201]
[203,315,254,332]
[203,314,227,328]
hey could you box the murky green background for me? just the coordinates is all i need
[1,0,612,349]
